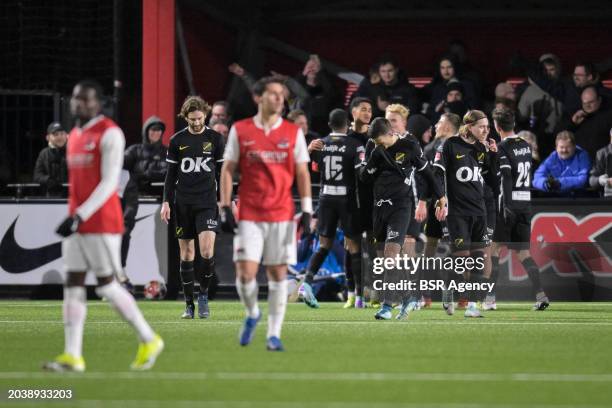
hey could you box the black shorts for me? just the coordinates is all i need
[405,200,421,239]
[174,202,218,240]
[373,203,411,245]
[424,200,443,239]
[493,210,531,248]
[317,198,361,240]
[485,198,497,239]
[446,214,489,252]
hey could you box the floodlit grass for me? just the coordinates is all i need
[1,300,612,407]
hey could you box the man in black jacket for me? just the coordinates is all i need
[120,116,168,289]
[33,122,68,197]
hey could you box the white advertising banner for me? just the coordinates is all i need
[0,202,167,285]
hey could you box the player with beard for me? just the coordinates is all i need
[161,96,225,319]
[361,118,445,320]
[220,77,312,351]
[434,110,498,318]
[488,108,550,311]
[422,112,462,306]
[301,109,366,308]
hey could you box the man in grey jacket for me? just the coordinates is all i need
[589,128,612,197]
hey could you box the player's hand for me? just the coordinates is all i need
[299,212,312,237]
[160,202,171,224]
[434,196,447,221]
[415,200,427,223]
[220,205,237,233]
[56,215,81,237]
[308,139,324,153]
[488,138,498,153]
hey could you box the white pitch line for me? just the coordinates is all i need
[0,371,611,383]
[1,320,612,326]
[30,400,609,408]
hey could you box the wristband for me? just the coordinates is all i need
[300,196,313,214]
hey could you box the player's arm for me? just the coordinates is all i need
[161,138,178,223]
[359,141,384,184]
[432,142,450,221]
[498,148,513,211]
[78,128,125,221]
[214,133,226,201]
[219,126,239,232]
[295,129,313,235]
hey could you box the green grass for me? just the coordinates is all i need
[1,300,612,407]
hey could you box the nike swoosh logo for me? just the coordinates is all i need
[0,213,154,274]
[179,146,189,150]
[456,154,465,159]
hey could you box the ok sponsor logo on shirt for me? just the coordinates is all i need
[180,157,212,173]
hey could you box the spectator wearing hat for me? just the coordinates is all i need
[428,81,469,124]
[33,122,68,197]
[407,114,432,148]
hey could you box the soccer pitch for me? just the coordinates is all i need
[1,301,612,408]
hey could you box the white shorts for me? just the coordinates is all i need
[62,233,122,277]
[233,221,296,266]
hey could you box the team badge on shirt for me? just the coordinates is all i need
[395,152,405,163]
[202,142,213,153]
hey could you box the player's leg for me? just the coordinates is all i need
[265,264,288,351]
[87,234,163,370]
[515,213,549,310]
[375,207,409,320]
[342,207,363,308]
[464,216,489,318]
[234,221,265,346]
[178,239,196,318]
[344,236,363,308]
[194,207,219,318]
[118,202,137,293]
[261,221,297,351]
[301,203,336,308]
[44,235,88,372]
[175,201,198,318]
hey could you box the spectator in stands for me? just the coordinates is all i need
[294,55,338,135]
[354,63,381,105]
[33,122,68,197]
[533,131,591,195]
[560,86,612,159]
[565,62,612,115]
[495,82,517,102]
[210,101,230,124]
[287,109,321,145]
[407,114,432,147]
[424,56,478,118]
[361,55,420,118]
[517,53,568,157]
[120,116,169,290]
[428,81,469,123]
[209,118,229,142]
[589,128,612,197]
[228,62,310,117]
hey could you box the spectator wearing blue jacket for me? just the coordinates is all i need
[533,131,591,195]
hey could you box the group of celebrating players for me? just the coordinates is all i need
[45,74,550,372]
